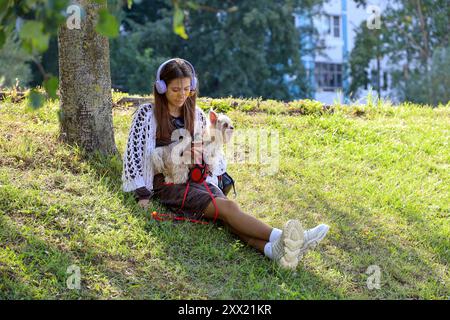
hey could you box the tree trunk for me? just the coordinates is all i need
[58,0,118,156]
[377,55,381,99]
[376,29,381,99]
[415,0,432,103]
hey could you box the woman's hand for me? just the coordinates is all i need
[138,199,150,209]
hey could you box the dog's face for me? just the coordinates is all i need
[209,109,234,144]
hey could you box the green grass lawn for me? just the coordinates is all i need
[0,94,449,299]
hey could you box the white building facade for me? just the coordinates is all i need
[293,0,392,104]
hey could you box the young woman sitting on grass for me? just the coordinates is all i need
[122,58,329,270]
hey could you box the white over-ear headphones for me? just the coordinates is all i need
[155,58,198,94]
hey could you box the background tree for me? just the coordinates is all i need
[114,0,320,100]
[0,0,122,155]
[350,0,450,105]
[0,33,34,88]
[58,0,118,155]
[1,0,328,157]
[0,0,196,156]
[1,0,263,156]
[109,0,168,93]
[347,22,384,99]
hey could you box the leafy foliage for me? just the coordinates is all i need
[109,29,161,93]
[0,0,124,108]
[96,8,120,38]
[349,0,450,105]
[118,0,316,100]
[348,23,384,97]
[392,46,450,105]
[0,33,34,88]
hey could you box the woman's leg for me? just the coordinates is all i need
[222,220,268,253]
[202,198,273,248]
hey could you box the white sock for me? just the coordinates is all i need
[264,242,273,260]
[269,228,282,243]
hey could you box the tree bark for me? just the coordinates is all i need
[415,0,432,103]
[58,0,118,156]
[376,30,381,99]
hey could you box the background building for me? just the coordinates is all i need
[293,0,391,104]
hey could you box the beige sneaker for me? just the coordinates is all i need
[271,220,304,270]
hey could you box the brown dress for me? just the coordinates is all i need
[151,115,227,222]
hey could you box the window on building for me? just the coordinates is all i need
[315,63,343,91]
[333,16,340,38]
[323,15,341,38]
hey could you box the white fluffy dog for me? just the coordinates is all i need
[151,109,234,185]
[203,109,234,177]
[151,140,191,184]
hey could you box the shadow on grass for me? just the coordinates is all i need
[2,145,445,298]
[0,214,89,299]
[80,150,344,299]
[0,177,184,299]
[306,191,449,299]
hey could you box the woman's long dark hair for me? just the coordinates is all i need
[154,58,198,143]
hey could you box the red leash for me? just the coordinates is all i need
[151,210,209,225]
[151,179,219,225]
[150,145,219,225]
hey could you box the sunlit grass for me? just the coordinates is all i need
[0,94,448,299]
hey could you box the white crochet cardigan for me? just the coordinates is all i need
[122,103,226,195]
